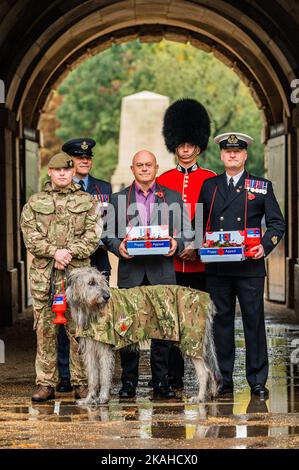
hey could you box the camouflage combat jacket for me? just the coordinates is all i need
[76,285,210,358]
[20,182,102,294]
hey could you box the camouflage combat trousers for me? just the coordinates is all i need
[31,272,87,387]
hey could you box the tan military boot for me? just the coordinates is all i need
[74,385,88,399]
[32,386,55,402]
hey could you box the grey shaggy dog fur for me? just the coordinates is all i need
[66,267,221,405]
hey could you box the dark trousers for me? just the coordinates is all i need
[175,271,207,291]
[120,274,173,387]
[58,325,70,379]
[168,271,207,381]
[206,275,268,388]
[58,271,110,380]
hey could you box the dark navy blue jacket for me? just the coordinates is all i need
[198,171,285,277]
[86,174,112,276]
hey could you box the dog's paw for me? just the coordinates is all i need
[76,398,90,406]
[76,396,98,406]
[189,396,205,404]
[97,394,109,404]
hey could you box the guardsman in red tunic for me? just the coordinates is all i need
[157,98,216,389]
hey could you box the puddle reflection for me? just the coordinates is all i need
[232,321,299,415]
[0,322,298,446]
[2,396,297,440]
[0,396,298,443]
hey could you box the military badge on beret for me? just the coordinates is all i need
[271,236,278,245]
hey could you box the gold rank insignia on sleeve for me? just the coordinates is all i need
[81,141,89,150]
[271,236,278,245]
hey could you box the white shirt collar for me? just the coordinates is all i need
[226,170,245,186]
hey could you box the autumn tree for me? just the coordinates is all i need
[55,40,264,180]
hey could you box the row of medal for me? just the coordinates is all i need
[94,193,109,207]
[245,178,268,194]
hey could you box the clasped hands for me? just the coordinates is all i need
[54,248,72,270]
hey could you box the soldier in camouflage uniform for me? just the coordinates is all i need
[20,152,102,402]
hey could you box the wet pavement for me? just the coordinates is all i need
[0,302,299,449]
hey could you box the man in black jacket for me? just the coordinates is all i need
[199,132,285,399]
[104,149,192,400]
[57,137,112,393]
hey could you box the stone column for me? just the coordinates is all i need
[290,108,299,317]
[23,128,41,307]
[0,108,23,325]
[111,91,174,191]
[264,132,286,303]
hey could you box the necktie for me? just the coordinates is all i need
[78,180,85,191]
[228,177,234,192]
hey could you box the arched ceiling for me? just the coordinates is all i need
[0,0,298,129]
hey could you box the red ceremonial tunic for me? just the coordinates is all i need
[157,163,216,273]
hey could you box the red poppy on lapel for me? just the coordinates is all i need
[248,192,255,200]
[155,191,164,198]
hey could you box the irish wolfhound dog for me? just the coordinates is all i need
[66,267,221,405]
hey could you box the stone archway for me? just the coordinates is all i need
[0,0,298,324]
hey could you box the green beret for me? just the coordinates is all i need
[48,152,74,169]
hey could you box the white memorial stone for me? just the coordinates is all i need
[111,91,174,191]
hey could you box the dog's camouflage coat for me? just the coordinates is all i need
[67,267,221,404]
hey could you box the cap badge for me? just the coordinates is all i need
[228,134,238,144]
[271,236,278,245]
[81,141,89,150]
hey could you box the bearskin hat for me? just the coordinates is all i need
[163,98,211,153]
